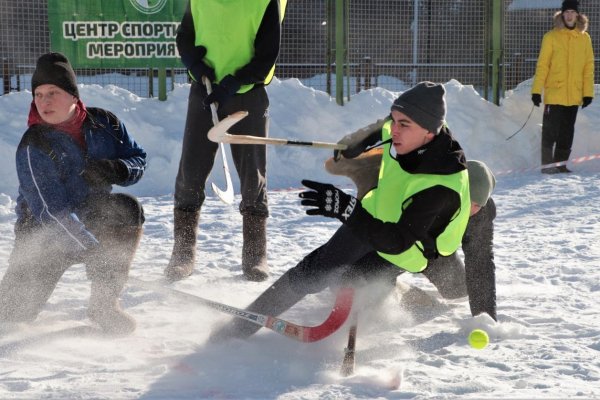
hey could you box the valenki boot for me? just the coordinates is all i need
[87,226,142,335]
[164,208,200,281]
[242,214,269,281]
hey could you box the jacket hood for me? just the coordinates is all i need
[553,11,588,33]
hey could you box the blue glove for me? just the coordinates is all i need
[203,75,241,109]
[582,97,593,108]
[299,179,358,223]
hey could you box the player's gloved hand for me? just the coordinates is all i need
[531,94,541,107]
[82,159,128,186]
[582,97,593,108]
[189,61,215,83]
[203,75,241,109]
[333,118,387,161]
[334,133,371,162]
[299,179,358,223]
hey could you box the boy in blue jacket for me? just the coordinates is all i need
[0,53,146,334]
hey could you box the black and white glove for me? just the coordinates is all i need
[203,75,241,109]
[299,179,358,223]
[82,159,128,186]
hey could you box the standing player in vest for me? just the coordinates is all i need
[531,0,594,174]
[165,0,286,282]
[211,82,471,341]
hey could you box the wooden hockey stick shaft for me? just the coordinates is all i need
[208,111,348,150]
[340,312,358,376]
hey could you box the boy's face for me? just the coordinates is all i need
[390,110,435,155]
[562,9,578,28]
[34,84,77,125]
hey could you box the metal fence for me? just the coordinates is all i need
[1,0,599,99]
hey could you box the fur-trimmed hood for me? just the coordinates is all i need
[553,11,588,33]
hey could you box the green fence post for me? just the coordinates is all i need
[158,67,167,101]
[335,0,345,105]
[491,0,503,105]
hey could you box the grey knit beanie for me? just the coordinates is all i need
[391,81,446,134]
[467,160,496,207]
[31,52,79,98]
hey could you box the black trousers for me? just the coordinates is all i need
[541,104,579,161]
[286,224,403,295]
[174,81,270,217]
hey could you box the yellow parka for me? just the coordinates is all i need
[532,12,594,106]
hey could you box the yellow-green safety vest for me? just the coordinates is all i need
[360,120,470,272]
[190,0,287,93]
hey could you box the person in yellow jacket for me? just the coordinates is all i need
[210,82,471,341]
[531,0,594,174]
[165,0,286,282]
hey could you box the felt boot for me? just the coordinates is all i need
[242,215,269,282]
[164,208,200,282]
[87,226,142,335]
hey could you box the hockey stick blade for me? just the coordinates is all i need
[211,142,234,204]
[204,76,234,205]
[208,111,349,150]
[129,277,354,343]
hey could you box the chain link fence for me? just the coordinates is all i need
[2,0,599,99]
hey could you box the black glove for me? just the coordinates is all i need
[82,159,128,186]
[582,97,593,108]
[299,179,358,223]
[531,94,541,107]
[189,60,216,83]
[333,118,386,161]
[203,75,241,109]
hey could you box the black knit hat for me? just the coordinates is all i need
[391,81,446,134]
[31,52,79,98]
[562,0,579,13]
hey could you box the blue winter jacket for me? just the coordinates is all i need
[15,107,146,252]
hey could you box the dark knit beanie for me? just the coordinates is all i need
[31,52,79,98]
[467,160,496,207]
[562,0,579,13]
[391,81,446,134]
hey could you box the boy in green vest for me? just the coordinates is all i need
[211,82,471,341]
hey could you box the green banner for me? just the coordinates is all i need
[48,0,187,69]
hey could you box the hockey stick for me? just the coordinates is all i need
[208,111,349,150]
[340,312,358,376]
[129,277,354,343]
[204,77,235,205]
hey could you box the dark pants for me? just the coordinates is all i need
[174,81,270,217]
[541,104,579,163]
[0,193,144,322]
[286,225,403,295]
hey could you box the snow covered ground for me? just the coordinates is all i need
[0,78,599,399]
